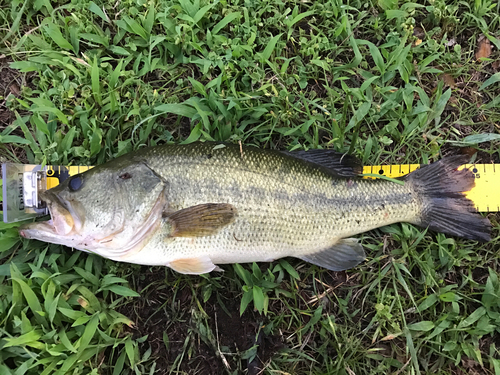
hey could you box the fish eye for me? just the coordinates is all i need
[119,172,132,180]
[68,175,83,192]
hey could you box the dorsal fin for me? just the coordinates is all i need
[283,149,363,177]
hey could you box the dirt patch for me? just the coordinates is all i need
[440,143,500,164]
[114,264,367,374]
[157,114,193,140]
[116,267,284,374]
[0,56,35,164]
[448,357,489,375]
[0,57,27,127]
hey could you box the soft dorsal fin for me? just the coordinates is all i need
[165,203,237,237]
[283,149,363,177]
[298,238,366,271]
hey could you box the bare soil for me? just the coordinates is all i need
[0,57,23,127]
[0,56,33,164]
[116,267,285,375]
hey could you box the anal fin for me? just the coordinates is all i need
[298,238,366,272]
[167,255,218,275]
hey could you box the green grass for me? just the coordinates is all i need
[0,0,500,373]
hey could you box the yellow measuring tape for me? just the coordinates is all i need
[46,164,499,213]
[365,164,499,212]
[46,166,93,189]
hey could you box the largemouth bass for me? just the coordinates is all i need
[19,143,491,274]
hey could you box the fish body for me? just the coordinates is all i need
[20,143,491,274]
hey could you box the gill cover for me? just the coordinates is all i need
[20,160,168,260]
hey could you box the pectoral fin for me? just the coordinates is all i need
[165,203,237,237]
[167,255,218,275]
[298,238,366,271]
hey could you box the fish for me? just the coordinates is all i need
[19,143,491,275]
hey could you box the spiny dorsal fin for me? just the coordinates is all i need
[283,149,363,177]
[298,238,366,271]
[165,203,237,237]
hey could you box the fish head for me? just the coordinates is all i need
[20,160,167,258]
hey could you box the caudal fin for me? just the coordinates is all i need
[406,156,491,242]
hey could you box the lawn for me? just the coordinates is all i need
[0,0,499,374]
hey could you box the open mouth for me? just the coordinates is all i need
[19,191,81,240]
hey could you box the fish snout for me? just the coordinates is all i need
[41,190,77,235]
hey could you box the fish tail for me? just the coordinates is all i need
[406,156,491,242]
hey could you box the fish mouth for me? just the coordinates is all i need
[19,190,83,242]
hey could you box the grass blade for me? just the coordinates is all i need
[212,12,241,34]
[14,111,42,161]
[124,16,148,40]
[106,285,140,297]
[154,103,197,118]
[43,21,74,51]
[144,2,155,35]
[89,1,110,22]
[77,314,99,353]
[3,330,43,348]
[10,263,47,327]
[288,10,315,28]
[479,72,500,90]
[29,98,69,125]
[91,56,102,105]
[461,133,500,144]
[193,3,214,24]
[259,33,282,62]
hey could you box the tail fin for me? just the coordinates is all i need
[406,156,491,242]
